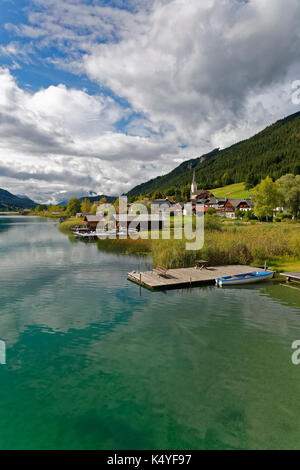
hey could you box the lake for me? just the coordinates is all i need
[0,215,299,450]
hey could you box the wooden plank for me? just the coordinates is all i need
[128,265,266,290]
[280,272,300,283]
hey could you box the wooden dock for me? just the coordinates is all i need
[280,272,300,284]
[128,265,266,290]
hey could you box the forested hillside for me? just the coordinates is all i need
[0,189,37,211]
[127,111,300,197]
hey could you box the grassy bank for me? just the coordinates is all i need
[59,217,83,232]
[269,258,300,272]
[58,215,299,271]
[97,237,152,255]
[152,223,299,269]
[96,220,300,271]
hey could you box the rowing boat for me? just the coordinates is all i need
[216,270,274,287]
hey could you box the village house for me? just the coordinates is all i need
[114,214,164,232]
[169,202,185,216]
[195,205,212,216]
[194,196,227,215]
[83,213,164,232]
[19,209,31,215]
[150,196,176,213]
[82,215,102,229]
[205,197,227,210]
[76,212,97,218]
[218,198,254,218]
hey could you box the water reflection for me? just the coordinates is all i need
[1,217,300,449]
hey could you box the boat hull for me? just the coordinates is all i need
[216,271,274,287]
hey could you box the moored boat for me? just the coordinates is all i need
[216,270,274,287]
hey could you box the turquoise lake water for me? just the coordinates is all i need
[0,215,300,450]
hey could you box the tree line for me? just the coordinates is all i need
[253,174,300,220]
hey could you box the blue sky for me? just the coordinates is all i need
[0,0,299,203]
[0,1,128,96]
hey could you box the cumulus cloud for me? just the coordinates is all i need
[84,0,300,142]
[0,0,300,202]
[0,68,181,202]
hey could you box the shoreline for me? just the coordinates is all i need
[58,216,300,274]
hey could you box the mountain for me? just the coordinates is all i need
[15,194,31,200]
[58,194,116,206]
[127,111,300,197]
[80,194,116,204]
[0,189,37,211]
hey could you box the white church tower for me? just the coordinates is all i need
[190,170,197,197]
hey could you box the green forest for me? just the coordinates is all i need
[0,189,37,211]
[127,111,300,198]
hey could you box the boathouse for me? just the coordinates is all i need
[83,214,164,232]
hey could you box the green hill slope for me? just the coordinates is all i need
[0,189,37,211]
[210,182,253,198]
[127,111,300,197]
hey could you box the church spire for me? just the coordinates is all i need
[191,169,197,196]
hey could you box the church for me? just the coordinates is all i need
[190,170,211,202]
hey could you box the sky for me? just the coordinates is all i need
[0,0,299,203]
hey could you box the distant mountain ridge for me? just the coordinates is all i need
[127,111,300,197]
[58,194,116,206]
[83,194,116,204]
[0,189,37,211]
[15,194,31,200]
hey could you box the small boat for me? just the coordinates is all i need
[73,231,97,238]
[216,270,274,287]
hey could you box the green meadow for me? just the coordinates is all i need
[209,182,253,198]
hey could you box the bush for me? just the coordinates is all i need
[235,209,245,219]
[243,210,258,221]
[206,208,217,215]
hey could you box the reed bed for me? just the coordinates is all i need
[60,215,299,269]
[97,237,152,255]
[152,223,300,268]
[59,217,84,232]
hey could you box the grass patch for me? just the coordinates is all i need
[59,217,83,232]
[210,182,252,198]
[97,237,152,255]
[269,258,300,272]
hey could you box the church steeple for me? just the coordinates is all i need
[191,170,197,196]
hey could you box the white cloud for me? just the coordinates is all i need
[0,0,300,202]
[83,0,300,143]
[0,68,183,202]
